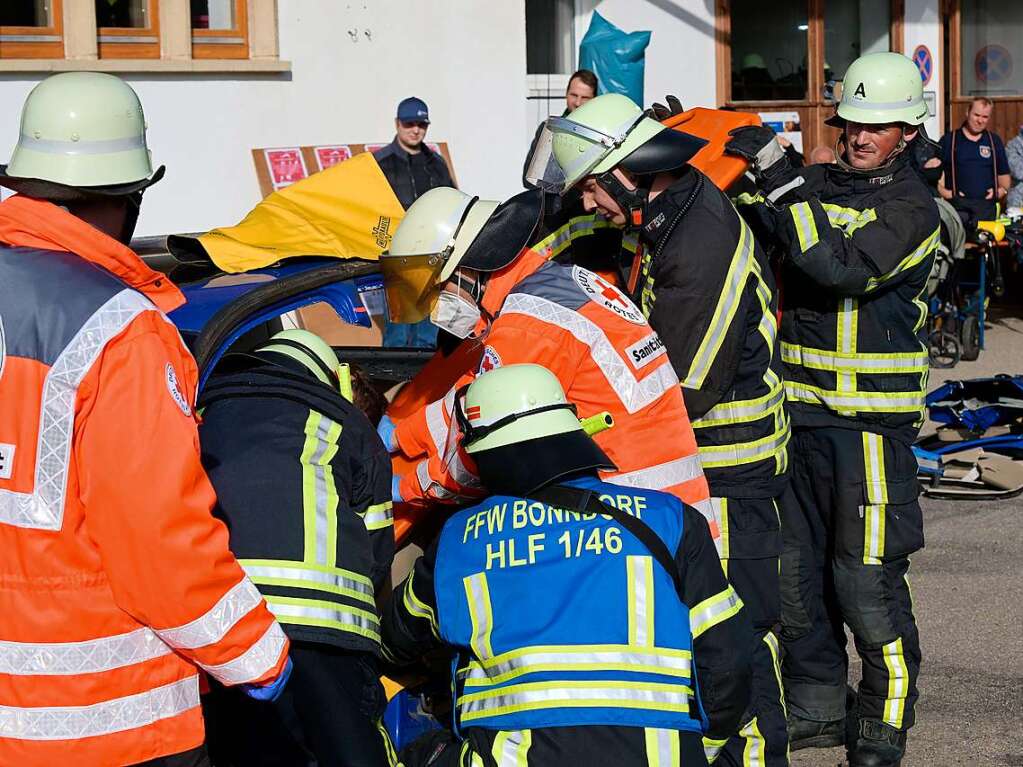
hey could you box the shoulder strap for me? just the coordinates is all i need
[527,484,684,599]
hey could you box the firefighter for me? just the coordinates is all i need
[382,363,752,766]
[725,52,936,767]
[198,329,396,767]
[377,187,710,512]
[0,72,290,767]
[528,92,790,766]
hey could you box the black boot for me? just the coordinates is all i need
[847,718,907,767]
[786,713,845,751]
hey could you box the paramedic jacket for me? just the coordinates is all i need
[635,166,789,499]
[199,365,395,654]
[382,475,752,764]
[737,152,940,445]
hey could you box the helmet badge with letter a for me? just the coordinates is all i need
[854,82,867,99]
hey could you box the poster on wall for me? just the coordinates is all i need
[263,148,308,190]
[363,143,388,154]
[314,145,353,171]
[758,111,802,154]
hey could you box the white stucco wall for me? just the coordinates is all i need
[0,1,529,236]
[576,1,718,111]
[903,0,943,138]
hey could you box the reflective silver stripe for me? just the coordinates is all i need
[155,577,263,650]
[697,426,790,469]
[200,622,287,685]
[500,293,678,414]
[464,573,494,659]
[534,215,607,257]
[684,220,754,389]
[646,728,680,767]
[459,681,691,718]
[424,392,453,455]
[691,497,714,521]
[0,628,171,676]
[19,132,147,157]
[241,562,374,599]
[494,729,532,767]
[866,227,939,291]
[361,501,394,531]
[781,343,928,372]
[790,201,819,252]
[415,458,459,501]
[766,175,805,203]
[703,737,728,762]
[611,455,704,490]
[784,382,924,413]
[0,290,154,530]
[690,586,742,638]
[627,556,654,647]
[692,382,785,427]
[303,412,342,565]
[462,646,692,686]
[848,96,927,111]
[0,676,198,741]
[265,598,380,636]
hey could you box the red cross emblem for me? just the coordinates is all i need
[594,275,626,306]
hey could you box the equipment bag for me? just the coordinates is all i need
[926,374,1023,432]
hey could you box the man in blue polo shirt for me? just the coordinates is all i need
[939,97,1010,221]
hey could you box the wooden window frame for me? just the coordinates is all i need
[191,0,248,60]
[0,0,65,59]
[97,0,160,59]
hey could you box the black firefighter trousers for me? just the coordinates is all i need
[707,496,788,767]
[779,426,923,732]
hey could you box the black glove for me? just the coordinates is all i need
[725,126,786,169]
[645,94,685,121]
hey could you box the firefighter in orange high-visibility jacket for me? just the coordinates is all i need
[376,187,711,517]
[0,73,290,767]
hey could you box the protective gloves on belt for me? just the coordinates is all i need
[377,414,398,453]
[241,656,292,702]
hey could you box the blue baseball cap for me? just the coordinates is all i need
[396,97,430,124]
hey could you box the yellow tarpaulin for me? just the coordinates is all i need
[196,152,405,273]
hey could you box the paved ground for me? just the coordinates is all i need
[792,304,1023,767]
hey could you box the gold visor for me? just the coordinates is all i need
[379,252,446,323]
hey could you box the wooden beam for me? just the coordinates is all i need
[160,0,191,60]
[715,0,731,106]
[63,0,97,60]
[890,0,905,53]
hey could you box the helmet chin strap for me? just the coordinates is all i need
[834,130,907,175]
[596,170,651,228]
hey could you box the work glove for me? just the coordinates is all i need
[377,414,398,453]
[241,656,292,703]
[645,94,685,121]
[392,475,405,504]
[725,125,787,176]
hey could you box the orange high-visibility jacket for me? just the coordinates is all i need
[0,197,289,766]
[393,249,711,514]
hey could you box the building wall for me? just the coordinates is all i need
[0,1,529,236]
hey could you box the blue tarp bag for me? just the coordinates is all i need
[926,375,1023,432]
[578,11,651,106]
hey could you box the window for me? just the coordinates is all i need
[191,0,248,60]
[525,0,575,75]
[730,0,809,101]
[960,0,1023,96]
[824,0,890,93]
[0,0,63,59]
[96,0,159,59]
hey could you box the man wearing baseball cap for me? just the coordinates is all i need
[376,96,456,348]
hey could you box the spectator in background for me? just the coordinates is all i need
[524,69,598,186]
[808,145,837,164]
[1005,125,1023,210]
[376,96,455,348]
[939,97,1010,222]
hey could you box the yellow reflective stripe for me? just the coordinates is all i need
[361,500,394,531]
[690,585,743,639]
[645,727,681,767]
[866,227,940,292]
[862,432,887,565]
[466,741,483,767]
[238,557,373,588]
[735,192,766,206]
[533,214,614,259]
[403,568,441,639]
[697,426,790,469]
[703,735,728,763]
[627,555,656,647]
[691,378,785,428]
[376,719,399,767]
[300,410,343,566]
[492,729,532,767]
[784,381,925,414]
[244,573,375,607]
[464,572,495,659]
[740,715,766,766]
[458,679,693,722]
[790,202,819,252]
[780,342,929,373]
[714,497,729,571]
[763,630,786,717]
[684,219,755,389]
[882,638,908,728]
[822,202,877,234]
[263,594,380,641]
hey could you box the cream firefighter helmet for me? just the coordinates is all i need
[828,51,928,127]
[524,92,707,194]
[456,364,614,495]
[379,188,543,323]
[0,72,164,201]
[256,329,342,388]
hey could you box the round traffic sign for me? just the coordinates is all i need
[913,45,933,86]
[976,44,1012,84]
